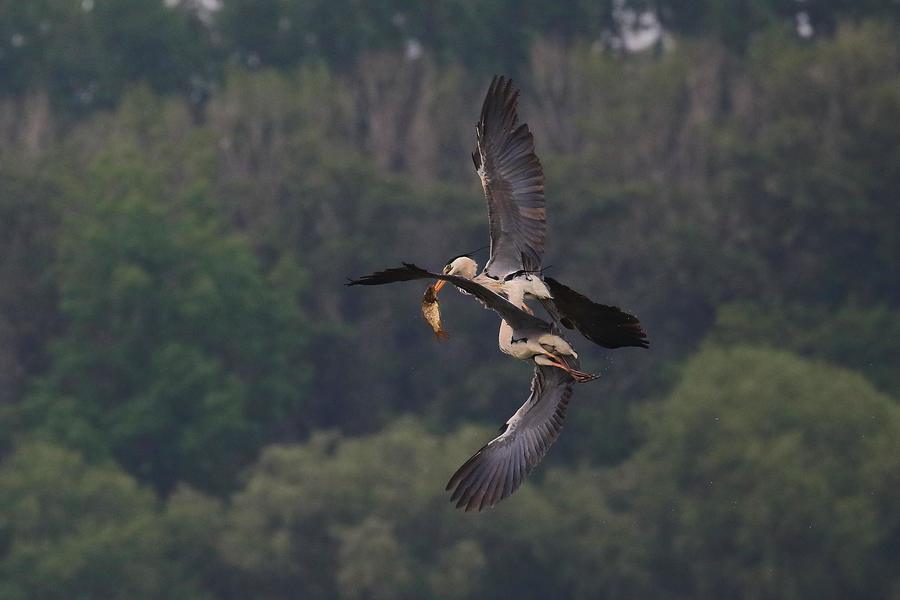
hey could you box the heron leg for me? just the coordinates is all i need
[536,352,600,383]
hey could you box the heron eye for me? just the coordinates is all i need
[443,265,452,274]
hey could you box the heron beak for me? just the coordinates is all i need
[433,280,446,293]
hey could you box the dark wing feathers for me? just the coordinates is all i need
[346,78,641,513]
[545,277,649,349]
[345,263,432,286]
[446,364,574,511]
[434,271,548,332]
[476,76,546,278]
[347,263,548,332]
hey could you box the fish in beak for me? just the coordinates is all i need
[421,283,449,340]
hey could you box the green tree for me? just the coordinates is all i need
[0,166,61,408]
[713,21,900,305]
[216,0,629,74]
[218,421,512,598]
[0,0,211,111]
[216,418,644,600]
[653,0,900,50]
[19,150,309,494]
[610,346,900,598]
[335,517,414,600]
[712,301,900,395]
[162,485,231,598]
[0,442,212,599]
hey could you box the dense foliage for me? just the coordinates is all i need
[1,1,898,598]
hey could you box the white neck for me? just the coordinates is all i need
[502,280,527,309]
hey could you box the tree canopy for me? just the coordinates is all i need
[0,1,898,597]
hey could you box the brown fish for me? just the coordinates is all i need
[421,283,450,340]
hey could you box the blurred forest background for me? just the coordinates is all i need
[1,0,900,598]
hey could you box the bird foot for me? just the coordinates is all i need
[569,369,601,383]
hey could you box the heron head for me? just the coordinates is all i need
[434,255,478,293]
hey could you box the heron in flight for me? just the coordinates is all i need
[352,75,648,350]
[347,76,649,510]
[349,262,592,510]
[350,263,597,382]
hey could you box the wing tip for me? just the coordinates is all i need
[446,368,573,513]
[545,277,651,349]
[479,74,520,132]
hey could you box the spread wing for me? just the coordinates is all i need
[345,264,433,286]
[446,364,574,511]
[474,76,546,279]
[544,277,649,349]
[347,263,548,332]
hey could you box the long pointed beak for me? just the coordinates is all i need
[433,280,447,293]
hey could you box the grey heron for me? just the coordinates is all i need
[348,263,596,510]
[355,75,648,349]
[348,263,591,509]
[346,75,650,510]
[349,263,598,383]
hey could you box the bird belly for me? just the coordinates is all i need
[498,320,537,360]
[537,333,578,359]
[503,275,551,304]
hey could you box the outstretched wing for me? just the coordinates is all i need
[545,277,649,349]
[345,264,434,286]
[475,76,546,279]
[446,364,574,511]
[347,263,548,333]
